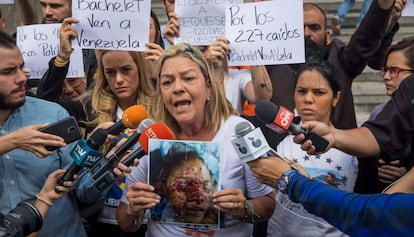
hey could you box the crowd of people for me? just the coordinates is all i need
[0,0,412,236]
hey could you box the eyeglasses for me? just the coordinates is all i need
[380,66,414,79]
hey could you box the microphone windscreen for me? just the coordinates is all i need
[235,121,253,137]
[122,105,148,129]
[138,122,175,153]
[88,128,108,150]
[137,119,154,133]
[255,100,279,124]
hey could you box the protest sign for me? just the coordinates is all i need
[175,0,242,45]
[16,24,84,79]
[225,0,305,66]
[72,0,151,51]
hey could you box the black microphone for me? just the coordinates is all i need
[59,128,107,185]
[91,122,175,193]
[254,100,329,152]
[90,119,154,179]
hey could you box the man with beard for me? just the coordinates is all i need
[0,31,101,237]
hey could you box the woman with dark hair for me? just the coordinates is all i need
[368,36,414,191]
[265,61,359,237]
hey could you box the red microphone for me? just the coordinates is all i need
[121,122,175,166]
[91,122,175,192]
[107,105,148,135]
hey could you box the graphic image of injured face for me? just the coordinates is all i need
[165,154,216,224]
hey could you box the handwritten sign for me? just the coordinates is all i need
[16,24,84,79]
[225,0,305,66]
[71,0,151,51]
[402,0,414,16]
[175,0,242,45]
[0,0,13,4]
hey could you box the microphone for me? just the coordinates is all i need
[59,128,107,185]
[232,121,299,169]
[254,100,329,152]
[90,119,154,179]
[107,105,148,135]
[232,121,272,162]
[92,122,175,193]
[120,122,175,167]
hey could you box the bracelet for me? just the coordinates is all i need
[36,194,53,206]
[240,200,261,223]
[57,51,69,62]
[54,57,69,67]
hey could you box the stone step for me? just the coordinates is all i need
[332,25,414,44]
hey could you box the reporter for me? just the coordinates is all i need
[0,124,66,158]
[294,77,414,158]
[1,169,76,237]
[34,169,76,223]
[0,30,99,237]
[248,157,414,237]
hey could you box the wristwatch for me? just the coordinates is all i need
[277,169,298,194]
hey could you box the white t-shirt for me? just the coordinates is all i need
[121,115,273,237]
[224,69,251,114]
[266,135,359,237]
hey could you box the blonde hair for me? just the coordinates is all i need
[86,50,154,127]
[151,43,235,134]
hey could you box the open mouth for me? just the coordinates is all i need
[174,100,191,108]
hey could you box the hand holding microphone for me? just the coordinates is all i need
[90,119,154,180]
[231,121,299,169]
[254,101,329,153]
[118,122,175,167]
[59,128,108,186]
[91,122,175,193]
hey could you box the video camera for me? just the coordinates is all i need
[0,201,43,237]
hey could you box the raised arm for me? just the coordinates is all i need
[368,0,407,69]
[294,121,380,157]
[246,65,273,102]
[36,17,79,101]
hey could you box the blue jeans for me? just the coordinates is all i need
[335,0,373,27]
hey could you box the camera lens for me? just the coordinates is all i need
[3,201,43,236]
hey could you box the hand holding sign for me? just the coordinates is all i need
[59,17,80,60]
[71,0,151,51]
